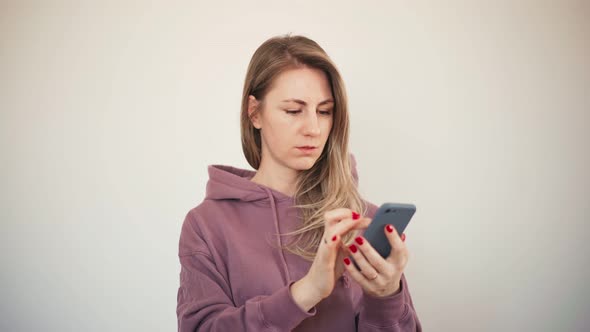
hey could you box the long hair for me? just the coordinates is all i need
[240,33,367,261]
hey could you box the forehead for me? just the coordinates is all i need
[266,67,333,103]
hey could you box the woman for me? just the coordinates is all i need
[177,34,421,331]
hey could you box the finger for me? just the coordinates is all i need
[354,218,371,230]
[347,218,372,240]
[328,216,370,240]
[334,247,349,277]
[350,236,389,274]
[342,256,374,290]
[342,218,371,240]
[324,208,361,227]
[346,241,380,279]
[384,224,407,262]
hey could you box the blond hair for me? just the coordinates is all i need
[240,33,366,261]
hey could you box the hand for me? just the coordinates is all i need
[290,208,370,311]
[341,223,408,297]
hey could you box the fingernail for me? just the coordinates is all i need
[343,258,351,265]
[401,233,406,242]
[386,224,394,233]
[352,211,360,220]
[348,244,357,253]
[332,235,337,242]
[355,236,364,245]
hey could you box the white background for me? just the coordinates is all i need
[1,1,589,331]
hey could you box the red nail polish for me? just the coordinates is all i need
[355,236,364,245]
[343,258,351,265]
[332,235,337,242]
[401,233,406,242]
[352,211,360,220]
[386,224,394,233]
[349,244,357,253]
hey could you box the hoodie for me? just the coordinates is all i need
[177,155,422,331]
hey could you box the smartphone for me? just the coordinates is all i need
[362,202,416,258]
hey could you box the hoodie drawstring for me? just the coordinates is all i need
[263,188,292,284]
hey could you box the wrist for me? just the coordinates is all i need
[363,281,402,299]
[289,276,323,312]
[365,278,401,298]
[386,280,402,296]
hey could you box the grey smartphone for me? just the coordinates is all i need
[362,202,416,258]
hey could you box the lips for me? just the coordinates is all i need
[297,145,317,153]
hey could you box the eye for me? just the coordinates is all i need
[285,110,302,115]
[318,110,332,116]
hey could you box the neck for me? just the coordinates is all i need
[250,162,299,197]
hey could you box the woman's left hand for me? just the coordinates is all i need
[341,223,408,297]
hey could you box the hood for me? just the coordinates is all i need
[205,165,293,203]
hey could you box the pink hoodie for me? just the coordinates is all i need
[177,155,421,331]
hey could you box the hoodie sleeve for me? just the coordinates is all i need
[177,211,316,332]
[356,273,422,331]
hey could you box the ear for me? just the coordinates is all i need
[247,95,262,129]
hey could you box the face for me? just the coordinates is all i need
[248,66,334,172]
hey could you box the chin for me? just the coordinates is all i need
[290,156,318,171]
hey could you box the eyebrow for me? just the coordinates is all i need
[281,98,334,106]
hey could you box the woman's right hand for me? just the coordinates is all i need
[290,208,370,311]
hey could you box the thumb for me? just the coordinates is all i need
[320,233,341,263]
[384,224,404,261]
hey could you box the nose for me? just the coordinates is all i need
[302,112,321,137]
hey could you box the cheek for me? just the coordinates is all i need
[261,122,291,151]
[322,119,333,137]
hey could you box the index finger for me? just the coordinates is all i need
[324,208,358,226]
[327,216,370,241]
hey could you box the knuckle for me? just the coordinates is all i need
[384,267,395,279]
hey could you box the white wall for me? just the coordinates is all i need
[1,1,588,331]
